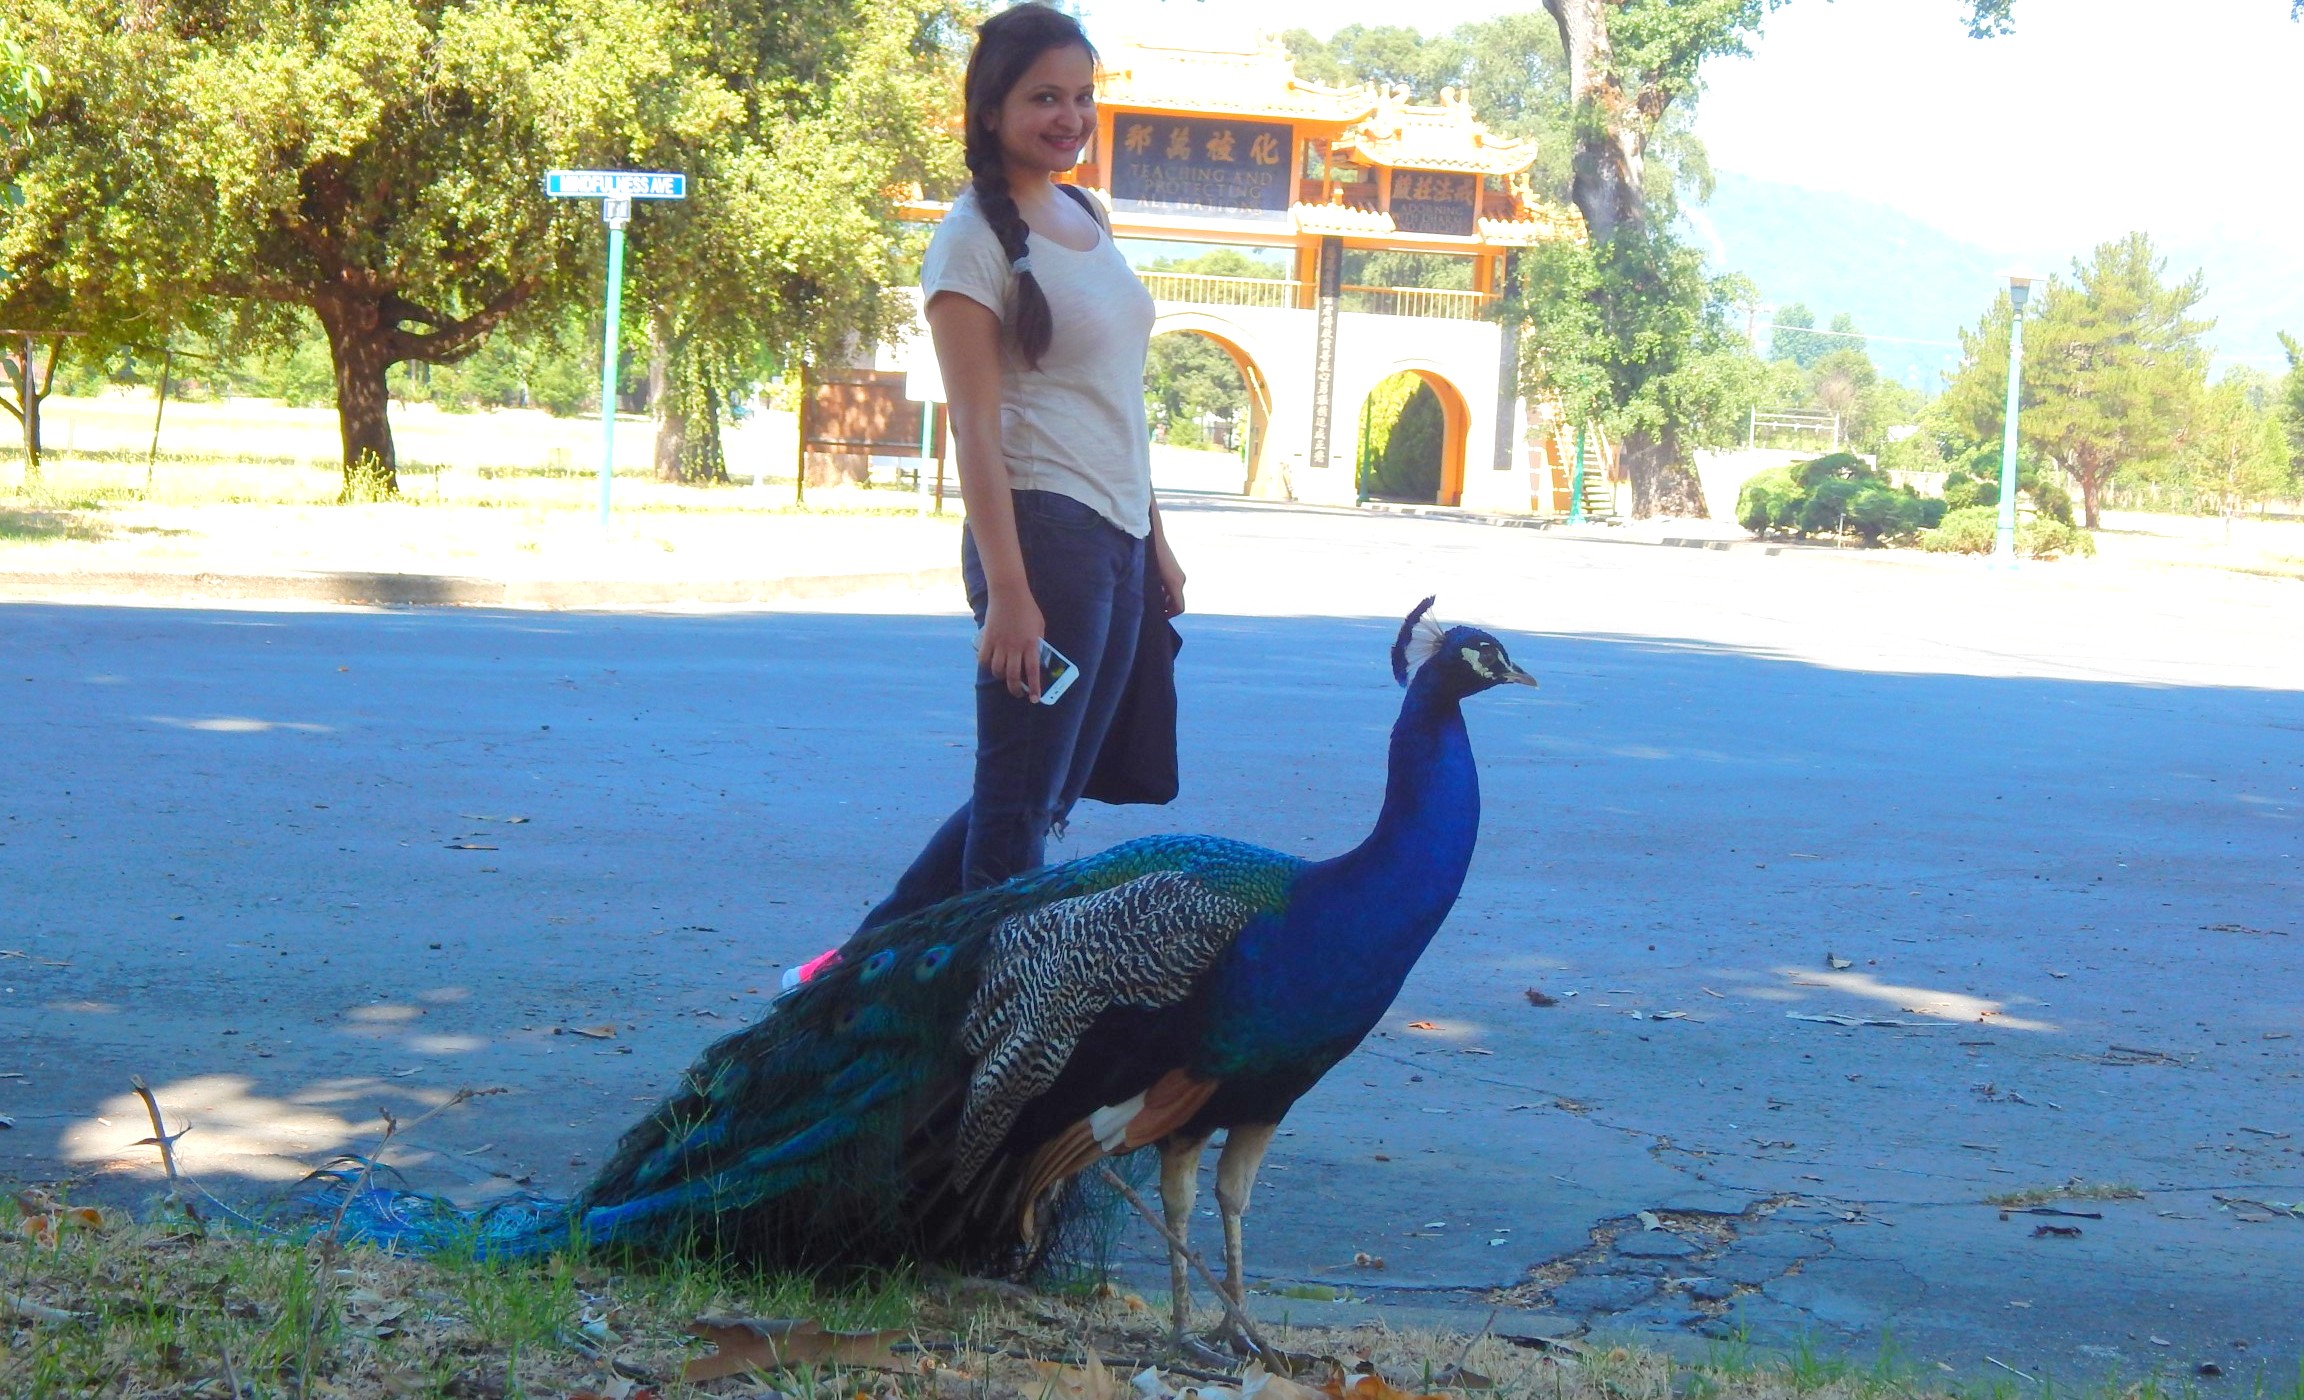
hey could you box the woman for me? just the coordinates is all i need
[858,3,1184,931]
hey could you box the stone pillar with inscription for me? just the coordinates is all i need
[1308,236,1343,481]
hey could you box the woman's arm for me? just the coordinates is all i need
[1147,497,1187,618]
[926,290,1044,700]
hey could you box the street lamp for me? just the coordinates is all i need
[1994,272,2036,564]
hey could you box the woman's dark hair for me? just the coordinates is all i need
[962,3,1096,370]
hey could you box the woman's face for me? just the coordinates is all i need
[990,43,1096,177]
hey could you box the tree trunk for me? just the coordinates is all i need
[2071,448,2105,530]
[654,381,689,481]
[1543,0,1644,243]
[657,357,728,484]
[17,342,39,487]
[314,294,401,500]
[1621,427,1705,519]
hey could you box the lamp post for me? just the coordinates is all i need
[1993,273,2035,564]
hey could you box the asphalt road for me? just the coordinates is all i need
[3,499,2300,1387]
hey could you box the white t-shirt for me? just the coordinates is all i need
[920,186,1157,538]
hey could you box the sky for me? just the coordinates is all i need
[1079,0,2304,268]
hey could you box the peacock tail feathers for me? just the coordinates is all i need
[570,832,1300,1270]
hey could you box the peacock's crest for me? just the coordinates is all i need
[1391,595,1447,687]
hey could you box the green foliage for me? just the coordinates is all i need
[1768,303,1830,368]
[0,20,47,143]
[1144,332,1245,452]
[1362,378,1444,501]
[1517,224,1772,510]
[1340,249,1476,292]
[1939,446,2074,525]
[1920,504,2096,558]
[1942,233,2211,528]
[1138,249,1262,452]
[2281,332,2304,477]
[0,0,961,490]
[2155,373,2296,516]
[1280,16,1581,202]
[1735,451,1943,545]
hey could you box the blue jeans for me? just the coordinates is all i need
[859,490,1145,930]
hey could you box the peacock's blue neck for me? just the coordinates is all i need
[1207,668,1482,1078]
[1333,669,1480,965]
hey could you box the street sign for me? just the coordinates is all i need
[545,169,687,200]
[541,169,687,527]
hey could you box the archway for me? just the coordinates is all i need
[1144,314,1276,498]
[1354,368,1468,506]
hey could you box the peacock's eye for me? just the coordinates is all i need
[859,950,897,983]
[914,945,953,982]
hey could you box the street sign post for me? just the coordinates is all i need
[545,169,687,527]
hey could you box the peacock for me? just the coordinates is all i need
[333,599,1535,1329]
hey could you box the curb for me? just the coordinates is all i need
[0,566,962,610]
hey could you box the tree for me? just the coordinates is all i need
[634,0,960,483]
[1516,225,1770,515]
[2182,375,2294,531]
[2281,332,2304,477]
[1944,233,2210,529]
[1,0,958,498]
[1768,302,1829,368]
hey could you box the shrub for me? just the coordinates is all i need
[1920,504,2097,558]
[1735,465,1801,535]
[1737,452,1938,545]
[1920,504,1999,553]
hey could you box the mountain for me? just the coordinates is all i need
[1689,171,2304,391]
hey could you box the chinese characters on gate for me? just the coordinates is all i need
[1111,117,1293,219]
[1387,170,1477,236]
[1106,115,1477,236]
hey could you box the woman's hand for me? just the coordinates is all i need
[1149,502,1187,617]
[979,588,1047,702]
[1153,542,1187,618]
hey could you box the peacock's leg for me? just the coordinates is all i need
[1158,1132,1211,1337]
[1212,1122,1279,1332]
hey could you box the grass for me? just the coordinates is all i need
[9,1188,2283,1400]
[1981,1181,2146,1210]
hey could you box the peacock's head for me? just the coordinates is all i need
[1391,596,1538,697]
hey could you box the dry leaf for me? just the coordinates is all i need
[1405,1021,1439,1031]
[682,1317,907,1383]
[1636,1210,1662,1231]
[1432,1367,1494,1391]
[1244,1367,1332,1400]
[1319,1373,1446,1400]
[1522,989,1558,1008]
[557,1025,617,1040]
[1826,953,1853,971]
[1031,1350,1121,1400]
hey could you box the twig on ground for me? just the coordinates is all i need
[1984,1356,2036,1383]
[2,1289,89,1324]
[129,1076,196,1217]
[1095,1164,1282,1371]
[1441,1307,1500,1379]
[302,1085,481,1397]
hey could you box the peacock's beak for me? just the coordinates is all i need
[1503,662,1538,688]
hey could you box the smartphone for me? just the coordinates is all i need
[974,631,1078,705]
